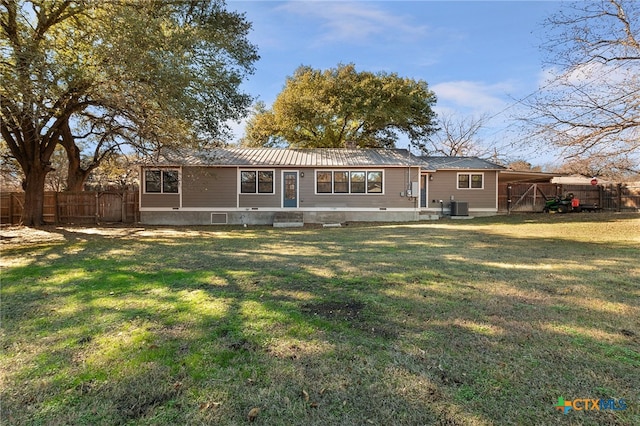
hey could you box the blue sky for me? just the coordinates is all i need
[227,1,563,166]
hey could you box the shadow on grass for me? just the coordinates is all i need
[1,216,639,425]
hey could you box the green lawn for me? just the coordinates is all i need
[1,213,639,425]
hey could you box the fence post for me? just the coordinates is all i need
[53,192,59,224]
[617,183,622,212]
[120,192,125,223]
[7,192,13,224]
[598,185,603,209]
[13,192,22,224]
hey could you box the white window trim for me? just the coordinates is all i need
[457,172,484,190]
[238,169,276,195]
[143,168,181,194]
[314,169,385,195]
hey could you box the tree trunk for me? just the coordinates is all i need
[21,166,49,226]
[60,121,94,192]
[66,165,91,192]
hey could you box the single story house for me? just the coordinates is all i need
[139,148,505,225]
[418,156,506,216]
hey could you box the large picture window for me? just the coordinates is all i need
[458,173,484,189]
[144,169,179,194]
[240,170,274,194]
[315,170,384,194]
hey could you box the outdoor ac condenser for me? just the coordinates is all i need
[450,201,469,216]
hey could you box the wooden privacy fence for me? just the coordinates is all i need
[0,191,139,225]
[498,183,640,213]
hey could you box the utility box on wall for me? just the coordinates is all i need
[450,201,469,216]
[411,181,419,197]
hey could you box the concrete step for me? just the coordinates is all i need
[273,211,304,228]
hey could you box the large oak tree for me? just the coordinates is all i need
[241,64,438,149]
[1,0,258,225]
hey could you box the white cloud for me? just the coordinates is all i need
[278,1,428,45]
[539,61,635,91]
[431,80,512,114]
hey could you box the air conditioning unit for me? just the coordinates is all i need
[450,201,469,216]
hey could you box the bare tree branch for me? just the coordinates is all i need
[524,0,640,176]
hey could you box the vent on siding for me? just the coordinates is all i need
[211,213,228,224]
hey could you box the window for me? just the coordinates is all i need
[458,174,469,189]
[163,170,179,193]
[145,169,179,193]
[458,173,483,189]
[350,171,366,193]
[241,171,256,193]
[334,171,349,193]
[317,171,332,193]
[240,170,274,194]
[258,171,273,193]
[367,171,383,193]
[315,170,383,194]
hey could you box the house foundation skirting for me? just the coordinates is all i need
[420,208,499,217]
[140,210,420,225]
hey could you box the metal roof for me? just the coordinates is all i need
[499,170,558,183]
[154,148,424,167]
[144,148,506,171]
[419,156,506,171]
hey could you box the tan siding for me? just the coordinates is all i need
[427,170,498,209]
[239,194,281,208]
[140,166,181,208]
[182,167,237,208]
[140,193,180,208]
[239,169,281,208]
[301,167,420,208]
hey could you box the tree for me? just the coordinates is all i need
[44,145,68,192]
[241,63,438,149]
[421,113,489,157]
[84,153,138,191]
[1,0,258,225]
[554,156,636,180]
[506,160,542,172]
[525,0,640,175]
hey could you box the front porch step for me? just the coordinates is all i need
[273,212,304,228]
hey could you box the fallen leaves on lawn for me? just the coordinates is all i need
[247,407,260,422]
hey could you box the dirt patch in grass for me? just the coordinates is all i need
[301,300,365,320]
[0,225,144,247]
[107,362,184,421]
[0,225,66,246]
[301,300,399,339]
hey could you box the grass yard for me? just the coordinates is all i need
[1,213,639,425]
